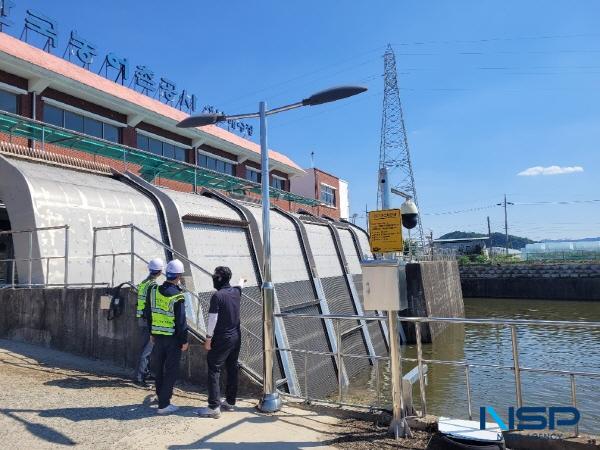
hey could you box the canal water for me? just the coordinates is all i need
[346,298,600,434]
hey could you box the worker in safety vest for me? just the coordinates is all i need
[134,257,164,387]
[146,259,189,414]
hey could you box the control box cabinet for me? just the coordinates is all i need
[361,259,408,311]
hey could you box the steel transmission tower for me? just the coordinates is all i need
[377,44,425,247]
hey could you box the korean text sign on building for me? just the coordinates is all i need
[368,209,403,253]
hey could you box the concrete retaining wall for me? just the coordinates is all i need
[0,287,260,394]
[460,264,600,300]
[401,260,465,343]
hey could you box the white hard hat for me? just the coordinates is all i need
[166,259,185,276]
[148,258,164,272]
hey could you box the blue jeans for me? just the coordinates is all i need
[136,324,154,381]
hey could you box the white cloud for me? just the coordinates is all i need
[518,165,584,176]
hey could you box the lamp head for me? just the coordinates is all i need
[177,114,226,128]
[302,86,367,106]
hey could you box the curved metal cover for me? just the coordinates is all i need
[338,228,362,275]
[162,189,240,221]
[243,204,311,284]
[0,157,163,285]
[302,222,343,278]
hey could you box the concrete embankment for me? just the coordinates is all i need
[460,263,600,300]
[401,260,465,343]
[0,287,260,394]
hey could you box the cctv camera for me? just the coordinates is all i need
[401,199,419,229]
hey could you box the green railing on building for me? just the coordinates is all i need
[0,110,321,206]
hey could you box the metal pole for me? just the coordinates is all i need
[570,374,578,437]
[304,351,308,402]
[64,226,69,287]
[336,319,343,403]
[465,365,473,420]
[504,194,509,256]
[375,358,381,408]
[28,231,33,288]
[415,322,427,417]
[510,325,523,408]
[91,229,97,287]
[388,310,410,438]
[487,216,492,261]
[193,167,198,194]
[257,100,281,413]
[130,225,135,284]
[11,259,15,288]
[111,254,116,287]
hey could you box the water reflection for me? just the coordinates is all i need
[346,298,600,434]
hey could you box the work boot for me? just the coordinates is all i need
[157,404,179,415]
[133,378,149,388]
[220,399,235,412]
[194,406,221,418]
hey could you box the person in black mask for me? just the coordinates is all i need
[195,266,245,418]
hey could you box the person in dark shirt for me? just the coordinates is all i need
[145,259,189,414]
[195,266,245,418]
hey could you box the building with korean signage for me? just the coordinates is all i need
[0,1,348,218]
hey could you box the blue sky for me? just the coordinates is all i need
[10,0,600,241]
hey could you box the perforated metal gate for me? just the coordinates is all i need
[302,220,371,377]
[182,220,283,382]
[244,204,338,396]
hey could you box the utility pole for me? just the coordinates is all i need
[497,195,514,255]
[365,204,369,233]
[487,216,492,258]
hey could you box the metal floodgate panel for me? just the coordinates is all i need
[182,222,283,382]
[280,304,338,399]
[321,275,362,334]
[341,329,371,380]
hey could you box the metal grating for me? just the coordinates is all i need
[321,276,362,334]
[275,280,317,310]
[341,329,371,379]
[282,304,338,398]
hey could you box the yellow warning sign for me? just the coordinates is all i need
[368,209,403,253]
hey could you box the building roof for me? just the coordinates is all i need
[0,33,303,174]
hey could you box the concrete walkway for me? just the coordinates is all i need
[0,339,343,449]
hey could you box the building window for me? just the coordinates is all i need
[136,132,187,161]
[0,89,18,114]
[271,176,286,191]
[198,152,235,175]
[320,184,336,207]
[246,168,261,183]
[44,104,121,143]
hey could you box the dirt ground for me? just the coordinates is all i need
[0,338,431,449]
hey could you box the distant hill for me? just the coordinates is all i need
[438,231,535,250]
[541,237,600,243]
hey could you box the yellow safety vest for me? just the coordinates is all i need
[149,286,185,336]
[136,277,157,318]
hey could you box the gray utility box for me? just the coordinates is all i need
[360,259,408,311]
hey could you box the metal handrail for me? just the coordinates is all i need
[274,312,600,436]
[0,225,69,288]
[91,223,264,381]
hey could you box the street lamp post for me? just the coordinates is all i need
[178,85,367,413]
